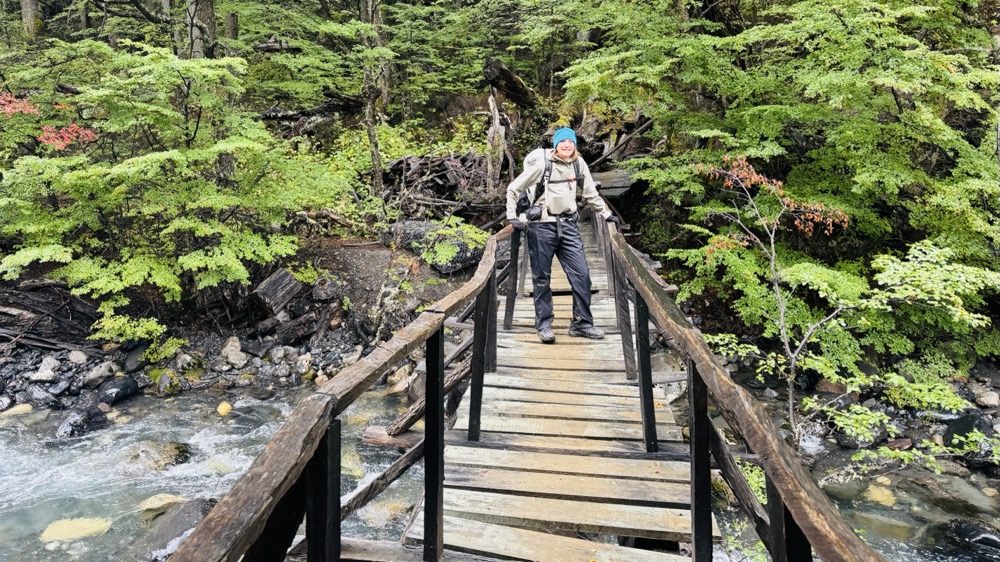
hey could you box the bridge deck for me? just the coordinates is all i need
[402,220,719,560]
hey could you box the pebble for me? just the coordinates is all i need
[984,488,999,498]
[216,402,233,416]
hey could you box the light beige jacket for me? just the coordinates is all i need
[505,149,611,223]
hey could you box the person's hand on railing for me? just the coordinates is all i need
[606,215,621,226]
[509,218,526,231]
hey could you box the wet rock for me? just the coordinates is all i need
[821,480,867,502]
[923,519,1000,561]
[853,512,914,540]
[119,498,214,562]
[137,493,189,523]
[898,470,998,516]
[0,395,12,412]
[56,408,107,438]
[863,484,896,507]
[83,360,118,389]
[0,403,32,417]
[49,379,71,396]
[220,337,248,368]
[127,440,192,471]
[40,517,112,542]
[27,385,59,408]
[124,344,150,373]
[97,376,139,405]
[67,351,88,365]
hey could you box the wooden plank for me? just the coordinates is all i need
[496,355,626,372]
[495,342,628,360]
[444,445,690,482]
[456,399,676,425]
[407,514,690,562]
[483,374,666,399]
[478,386,648,408]
[452,413,682,441]
[424,489,719,541]
[443,466,691,508]
[488,365,635,384]
[444,431,691,459]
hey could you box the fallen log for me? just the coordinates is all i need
[482,58,536,109]
[251,269,305,316]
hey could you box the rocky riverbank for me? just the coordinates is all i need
[0,230,481,440]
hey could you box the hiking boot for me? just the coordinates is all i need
[537,327,556,344]
[568,325,605,340]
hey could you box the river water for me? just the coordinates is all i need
[1,383,995,561]
[0,386,423,562]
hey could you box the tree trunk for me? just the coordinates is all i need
[186,0,217,58]
[359,0,386,207]
[20,0,39,36]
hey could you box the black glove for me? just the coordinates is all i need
[509,218,526,231]
[606,215,621,225]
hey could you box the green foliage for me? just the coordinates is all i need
[0,41,339,352]
[735,458,768,506]
[417,217,488,270]
[880,373,969,412]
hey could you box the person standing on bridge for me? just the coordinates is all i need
[506,127,621,344]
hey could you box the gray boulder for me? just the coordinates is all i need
[97,376,139,405]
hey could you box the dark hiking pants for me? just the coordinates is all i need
[525,218,594,331]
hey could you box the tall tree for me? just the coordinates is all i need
[20,0,37,36]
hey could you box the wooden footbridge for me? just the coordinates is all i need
[170,213,884,561]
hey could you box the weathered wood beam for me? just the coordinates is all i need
[482,58,537,109]
[608,228,882,562]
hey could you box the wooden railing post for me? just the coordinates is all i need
[424,325,445,561]
[766,475,812,562]
[633,289,658,453]
[613,252,638,380]
[486,269,497,373]
[468,269,495,441]
[306,418,341,562]
[503,229,521,330]
[689,355,713,561]
[600,220,616,298]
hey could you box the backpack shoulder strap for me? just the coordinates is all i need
[534,151,552,203]
[573,159,583,190]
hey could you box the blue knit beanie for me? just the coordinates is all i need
[552,127,577,148]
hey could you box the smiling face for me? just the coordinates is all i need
[555,138,576,160]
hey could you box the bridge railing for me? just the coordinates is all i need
[598,221,883,562]
[169,228,513,562]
